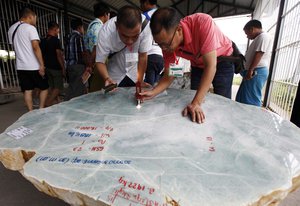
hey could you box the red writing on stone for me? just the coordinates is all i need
[100,133,110,138]
[209,146,215,152]
[91,146,104,152]
[206,136,213,141]
[71,125,114,153]
[206,136,216,152]
[119,176,155,195]
[75,126,98,130]
[108,187,167,206]
[98,139,106,145]
[73,146,82,152]
[105,126,114,131]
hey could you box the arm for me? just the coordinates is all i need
[87,22,101,67]
[95,62,115,86]
[140,67,175,100]
[32,40,45,76]
[90,46,97,66]
[245,51,264,80]
[192,50,217,105]
[182,50,217,124]
[83,47,96,68]
[56,49,65,76]
[137,52,148,83]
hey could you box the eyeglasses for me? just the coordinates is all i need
[157,27,177,49]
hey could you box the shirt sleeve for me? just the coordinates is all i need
[54,37,62,50]
[138,24,152,53]
[8,27,13,44]
[92,23,102,46]
[28,26,40,41]
[255,34,271,53]
[95,24,111,63]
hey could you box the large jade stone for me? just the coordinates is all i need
[1,88,300,206]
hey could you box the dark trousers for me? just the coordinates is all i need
[144,54,164,86]
[65,64,86,100]
[118,76,136,87]
[191,61,234,99]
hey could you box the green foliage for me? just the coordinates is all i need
[233,76,242,85]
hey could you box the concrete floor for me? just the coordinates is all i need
[0,91,299,206]
[0,93,68,206]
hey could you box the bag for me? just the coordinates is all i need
[217,41,246,74]
[12,22,24,43]
[231,41,246,74]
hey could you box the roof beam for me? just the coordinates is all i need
[124,0,139,8]
[187,0,190,15]
[192,1,204,14]
[250,0,255,8]
[170,0,185,8]
[207,3,218,15]
[171,0,185,17]
[219,7,236,16]
[203,0,254,11]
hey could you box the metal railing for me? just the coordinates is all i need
[0,0,90,92]
[0,0,57,91]
[267,0,300,119]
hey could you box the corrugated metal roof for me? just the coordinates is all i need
[35,0,257,20]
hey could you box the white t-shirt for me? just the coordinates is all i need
[245,32,272,70]
[8,21,40,70]
[95,16,152,84]
[143,9,162,56]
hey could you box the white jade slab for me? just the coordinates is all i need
[1,88,300,206]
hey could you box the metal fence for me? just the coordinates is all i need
[1,0,299,120]
[0,0,90,92]
[266,0,300,120]
[0,0,57,91]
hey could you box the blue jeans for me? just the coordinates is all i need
[191,61,234,99]
[235,67,268,106]
[144,54,164,86]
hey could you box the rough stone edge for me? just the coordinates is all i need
[250,174,300,206]
[20,171,109,206]
[2,149,300,206]
[0,149,34,170]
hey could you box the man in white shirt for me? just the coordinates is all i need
[140,0,164,86]
[95,5,152,88]
[8,7,48,111]
[236,20,273,106]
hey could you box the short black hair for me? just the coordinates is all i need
[48,21,59,30]
[19,7,36,18]
[110,11,117,18]
[244,20,262,30]
[150,7,181,35]
[116,5,142,29]
[140,0,157,5]
[93,2,110,18]
[71,18,83,30]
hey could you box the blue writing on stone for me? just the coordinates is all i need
[36,156,132,165]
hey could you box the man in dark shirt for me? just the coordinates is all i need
[40,21,65,106]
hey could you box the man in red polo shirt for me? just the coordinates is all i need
[140,7,234,124]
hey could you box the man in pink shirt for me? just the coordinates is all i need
[141,7,234,124]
